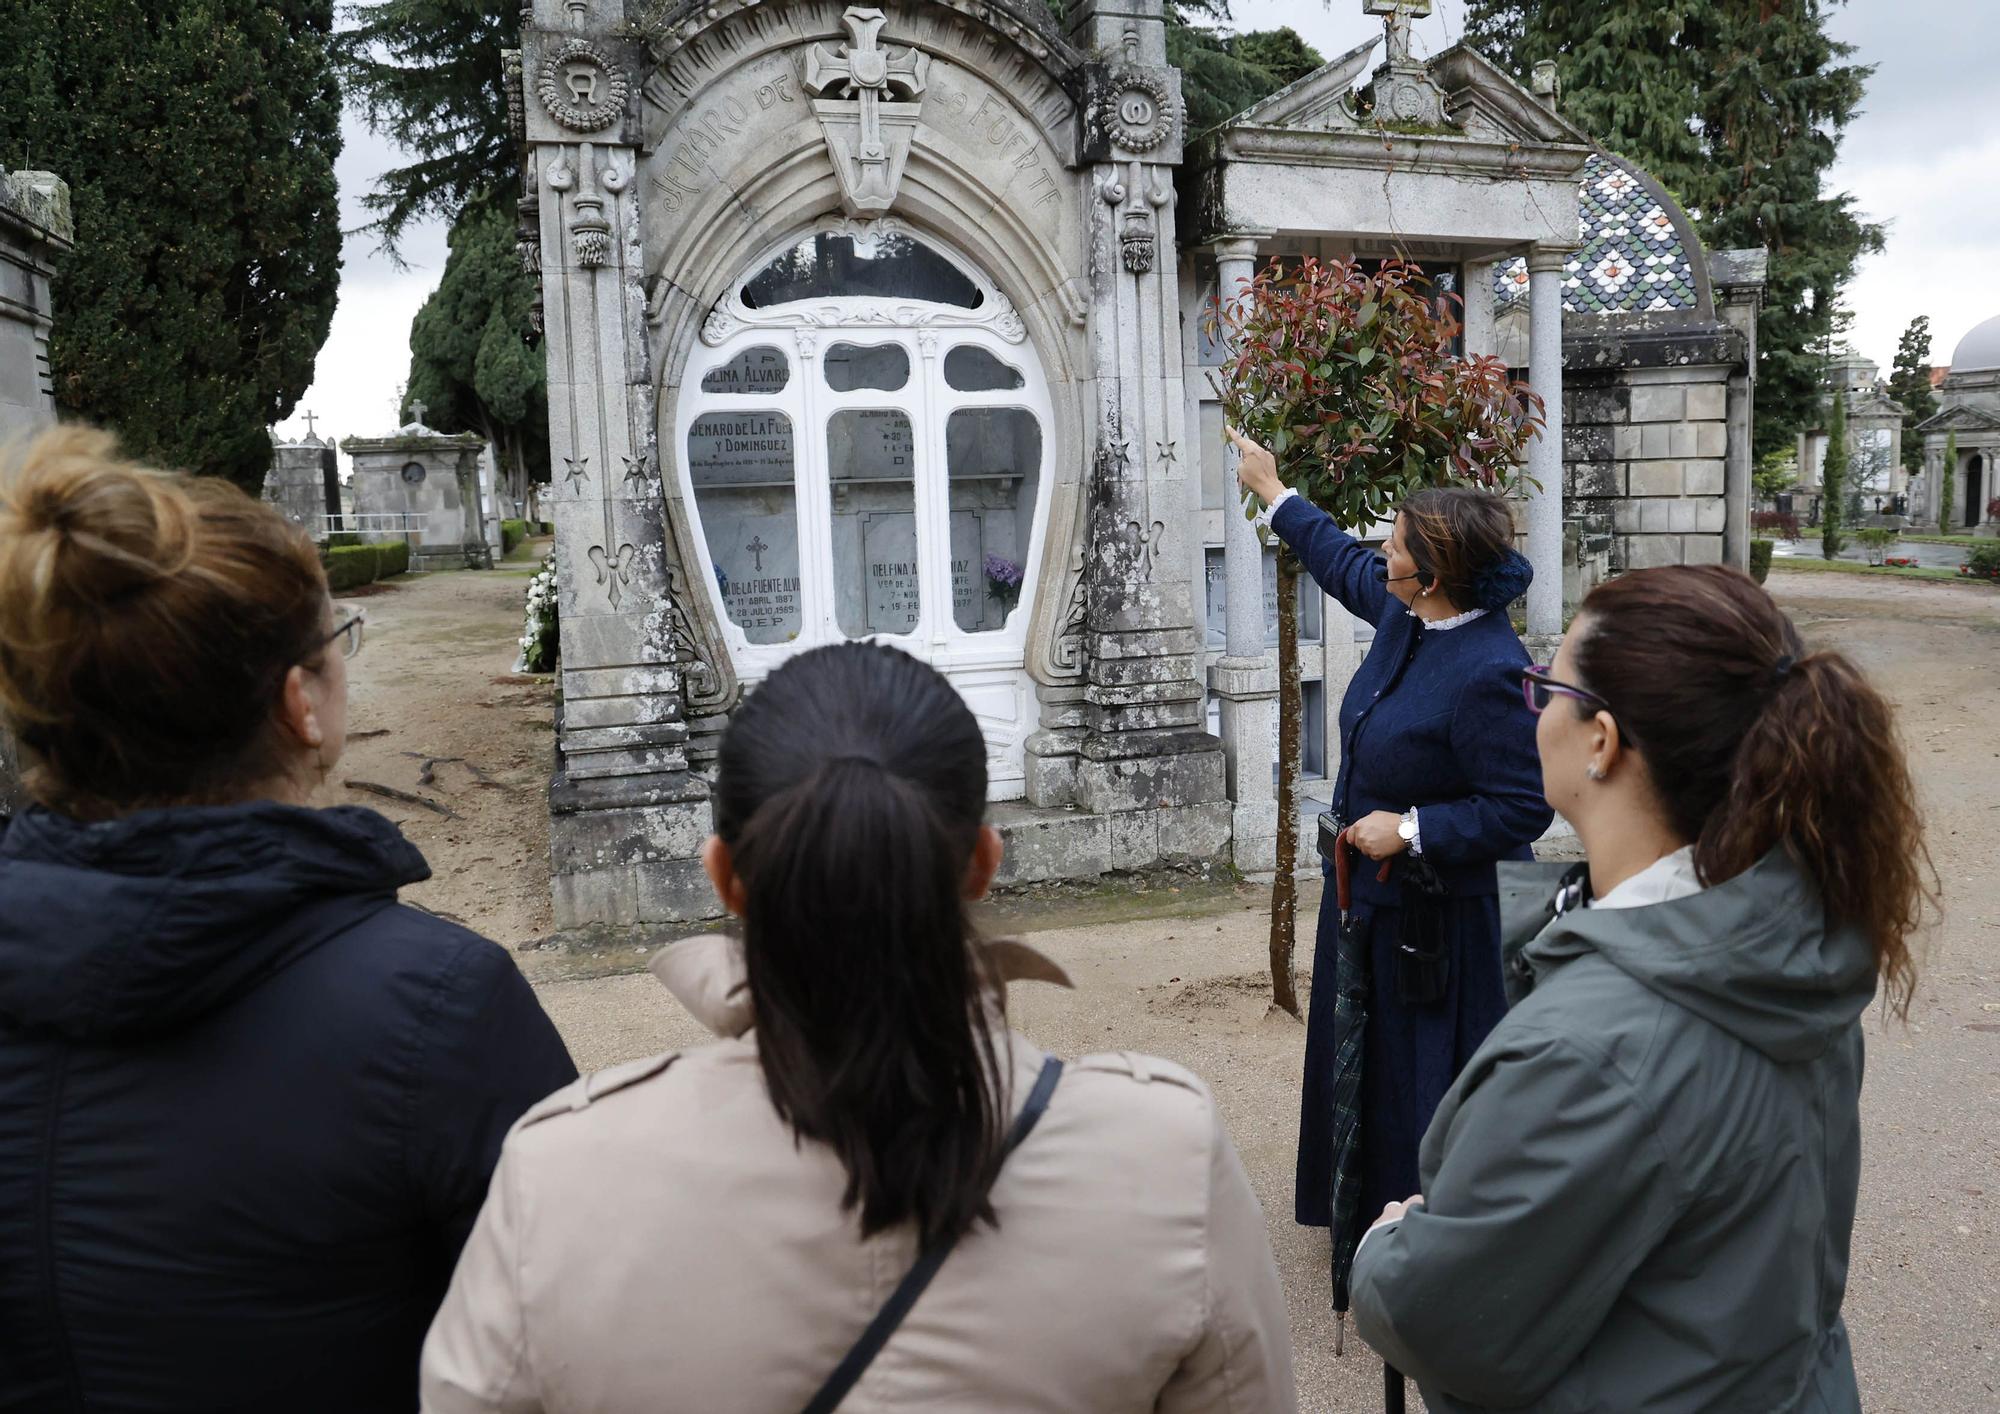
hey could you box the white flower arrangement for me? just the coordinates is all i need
[519,556,560,672]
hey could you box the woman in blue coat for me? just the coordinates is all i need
[1227,430,1553,1269]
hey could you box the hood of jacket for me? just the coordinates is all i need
[0,803,429,1042]
[1524,847,1878,1063]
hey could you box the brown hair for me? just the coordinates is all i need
[1572,565,1932,1015]
[0,425,331,818]
[1399,486,1520,608]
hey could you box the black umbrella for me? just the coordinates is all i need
[1325,827,1409,1411]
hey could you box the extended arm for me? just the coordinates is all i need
[1225,425,1389,623]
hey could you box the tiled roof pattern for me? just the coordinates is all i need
[1494,154,1700,316]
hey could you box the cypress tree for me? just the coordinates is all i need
[404,196,547,508]
[0,1,342,490]
[1887,316,1938,476]
[1939,431,1957,534]
[1820,389,1848,558]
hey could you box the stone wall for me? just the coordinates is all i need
[0,167,72,816]
[1565,366,1732,571]
[0,168,71,448]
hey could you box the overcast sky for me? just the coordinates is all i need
[277,0,2000,454]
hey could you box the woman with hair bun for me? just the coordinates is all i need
[1228,429,1553,1310]
[1351,564,1935,1412]
[0,426,576,1413]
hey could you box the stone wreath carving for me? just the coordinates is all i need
[537,39,628,133]
[1100,69,1176,153]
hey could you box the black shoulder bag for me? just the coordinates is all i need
[799,1055,1065,1414]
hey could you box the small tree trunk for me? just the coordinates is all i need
[1269,545,1303,1020]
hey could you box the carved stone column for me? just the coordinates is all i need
[1064,0,1226,837]
[1461,257,1496,360]
[1525,244,1568,635]
[1207,236,1278,872]
[521,1,711,928]
[1712,249,1767,571]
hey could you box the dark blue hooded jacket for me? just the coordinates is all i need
[0,803,578,1414]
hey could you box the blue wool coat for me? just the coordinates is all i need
[1269,495,1552,1232]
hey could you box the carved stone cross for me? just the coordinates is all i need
[805,7,930,214]
[1364,0,1432,69]
[409,400,428,427]
[302,410,318,439]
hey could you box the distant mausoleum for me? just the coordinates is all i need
[1914,315,2000,534]
[1793,353,1908,522]
[339,409,500,570]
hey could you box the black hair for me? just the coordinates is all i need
[713,641,1005,1250]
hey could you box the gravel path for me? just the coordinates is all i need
[339,559,2000,1411]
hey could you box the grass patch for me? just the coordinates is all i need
[1898,533,1990,548]
[1770,558,1988,586]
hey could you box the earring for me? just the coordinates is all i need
[1586,764,1604,781]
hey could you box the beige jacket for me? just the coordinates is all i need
[421,934,1296,1414]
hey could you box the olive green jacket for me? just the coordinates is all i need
[1352,850,1876,1412]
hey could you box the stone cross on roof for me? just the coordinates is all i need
[302,410,318,438]
[409,400,428,427]
[1364,0,1432,68]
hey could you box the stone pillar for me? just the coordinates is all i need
[1524,245,1566,634]
[522,2,712,927]
[1461,258,1496,361]
[1064,0,1227,835]
[1208,236,1278,872]
[1712,249,1767,570]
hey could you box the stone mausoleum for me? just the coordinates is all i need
[509,0,1764,928]
[340,409,501,569]
[1915,314,2000,534]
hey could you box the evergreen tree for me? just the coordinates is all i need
[1939,431,1957,534]
[404,197,547,507]
[1820,388,1847,558]
[1887,315,1938,475]
[1227,28,1325,91]
[338,0,523,253]
[0,1,341,489]
[1461,1,1883,462]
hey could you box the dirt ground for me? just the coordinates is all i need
[335,559,2000,1412]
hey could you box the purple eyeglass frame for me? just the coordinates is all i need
[1520,663,1610,716]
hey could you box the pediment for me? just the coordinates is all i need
[1427,45,1592,146]
[1226,36,1590,150]
[1917,403,2000,433]
[1230,36,1379,131]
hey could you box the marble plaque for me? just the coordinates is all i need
[710,509,802,643]
[950,509,986,630]
[688,411,794,487]
[861,511,922,635]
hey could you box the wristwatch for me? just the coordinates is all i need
[1397,809,1420,850]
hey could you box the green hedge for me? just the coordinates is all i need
[500,518,528,554]
[321,540,411,592]
[323,544,380,591]
[1749,539,1773,585]
[1967,543,2000,581]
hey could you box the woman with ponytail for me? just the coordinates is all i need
[0,427,576,1413]
[1350,565,1935,1413]
[422,642,1296,1413]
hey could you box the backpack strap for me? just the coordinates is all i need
[799,1055,1065,1414]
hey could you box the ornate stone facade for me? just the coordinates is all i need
[1915,314,2000,534]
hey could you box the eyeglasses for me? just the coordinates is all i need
[1521,663,1609,716]
[324,611,366,661]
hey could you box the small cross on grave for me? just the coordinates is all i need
[302,410,318,439]
[409,400,428,428]
[746,535,769,572]
[1364,0,1432,69]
